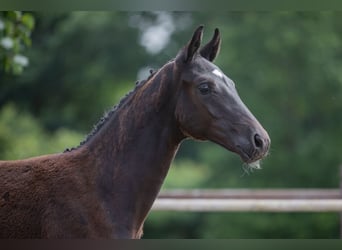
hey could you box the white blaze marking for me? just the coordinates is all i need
[212,69,224,79]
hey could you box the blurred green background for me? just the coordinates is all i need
[1,11,342,238]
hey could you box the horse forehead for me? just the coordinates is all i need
[212,69,224,79]
[208,66,234,86]
[195,61,225,78]
[188,59,233,85]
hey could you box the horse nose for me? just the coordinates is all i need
[253,133,270,152]
[253,134,263,148]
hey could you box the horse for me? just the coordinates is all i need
[0,26,270,238]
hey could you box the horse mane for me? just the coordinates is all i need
[64,69,157,153]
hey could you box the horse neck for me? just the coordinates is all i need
[83,62,184,236]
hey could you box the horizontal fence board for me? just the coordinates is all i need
[152,198,342,212]
[158,189,342,199]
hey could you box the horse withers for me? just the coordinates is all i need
[0,26,270,238]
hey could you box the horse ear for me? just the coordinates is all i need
[200,28,221,62]
[183,25,204,63]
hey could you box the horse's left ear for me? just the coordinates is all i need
[200,28,221,62]
[183,25,204,63]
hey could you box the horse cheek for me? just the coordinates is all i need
[175,99,207,140]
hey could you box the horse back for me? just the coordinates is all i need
[0,152,88,238]
[0,151,119,238]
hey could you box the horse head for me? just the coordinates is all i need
[174,26,270,166]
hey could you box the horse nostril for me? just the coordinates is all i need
[254,134,263,149]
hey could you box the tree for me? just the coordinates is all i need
[0,11,35,75]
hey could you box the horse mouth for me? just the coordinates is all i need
[235,145,268,164]
[214,139,267,164]
[237,148,254,163]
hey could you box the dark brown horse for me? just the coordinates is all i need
[0,26,270,238]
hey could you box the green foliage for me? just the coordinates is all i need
[0,11,35,75]
[0,104,82,160]
[198,212,340,238]
[1,12,342,238]
[162,159,210,189]
[1,12,148,132]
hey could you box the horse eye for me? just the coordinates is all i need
[198,83,211,95]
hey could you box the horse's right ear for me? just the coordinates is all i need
[200,28,221,62]
[182,26,204,63]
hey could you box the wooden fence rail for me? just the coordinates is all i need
[157,188,342,200]
[155,189,342,211]
[153,198,342,212]
[154,189,342,238]
[152,165,342,237]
